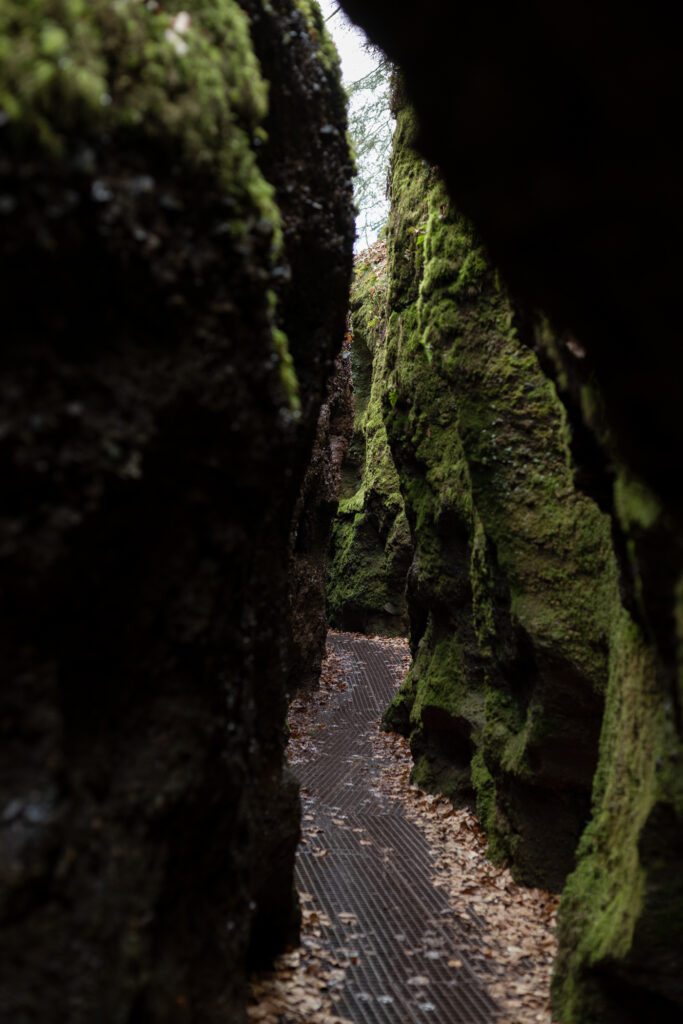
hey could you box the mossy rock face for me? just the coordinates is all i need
[551,481,683,1023]
[379,92,683,1020]
[327,241,412,636]
[381,99,615,891]
[0,2,353,1021]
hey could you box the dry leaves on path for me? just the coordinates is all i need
[248,901,353,1024]
[287,641,349,767]
[252,632,561,1024]
[371,712,561,1024]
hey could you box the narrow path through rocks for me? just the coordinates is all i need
[249,632,559,1024]
[293,633,501,1023]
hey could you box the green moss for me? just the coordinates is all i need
[614,470,661,532]
[470,513,495,655]
[0,0,279,231]
[293,0,342,77]
[611,469,664,623]
[410,753,443,794]
[338,489,365,516]
[272,327,302,416]
[386,508,410,570]
[382,668,417,734]
[409,629,483,728]
[327,511,391,617]
[578,381,611,452]
[327,242,411,635]
[551,611,660,1020]
[0,0,337,418]
[382,97,615,886]
[470,750,511,866]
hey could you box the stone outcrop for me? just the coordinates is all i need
[289,341,354,692]
[0,2,353,1021]
[379,100,614,891]
[327,242,411,636]
[336,4,683,1019]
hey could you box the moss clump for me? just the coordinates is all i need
[0,0,277,223]
[470,750,511,866]
[389,619,484,803]
[408,629,483,732]
[614,470,662,533]
[293,0,342,77]
[0,0,315,408]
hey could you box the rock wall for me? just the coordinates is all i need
[335,3,683,1018]
[0,2,354,1022]
[380,100,616,891]
[327,242,411,636]
[289,342,353,692]
[339,0,683,535]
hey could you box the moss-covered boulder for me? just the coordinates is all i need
[381,98,617,891]
[327,241,412,635]
[0,1,353,1020]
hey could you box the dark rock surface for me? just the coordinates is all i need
[0,2,353,1021]
[337,5,683,1020]
[340,0,683,533]
[289,340,354,693]
[327,243,412,636]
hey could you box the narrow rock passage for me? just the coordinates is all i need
[292,633,502,1023]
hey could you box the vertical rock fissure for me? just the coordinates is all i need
[2,2,683,1023]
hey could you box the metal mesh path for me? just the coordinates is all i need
[293,633,502,1023]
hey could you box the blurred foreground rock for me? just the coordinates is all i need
[0,2,353,1020]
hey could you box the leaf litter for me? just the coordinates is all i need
[249,632,560,1024]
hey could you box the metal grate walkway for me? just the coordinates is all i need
[293,632,502,1023]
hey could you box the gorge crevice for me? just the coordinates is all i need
[2,2,683,1023]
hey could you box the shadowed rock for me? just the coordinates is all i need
[0,2,353,1020]
[336,5,683,1020]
